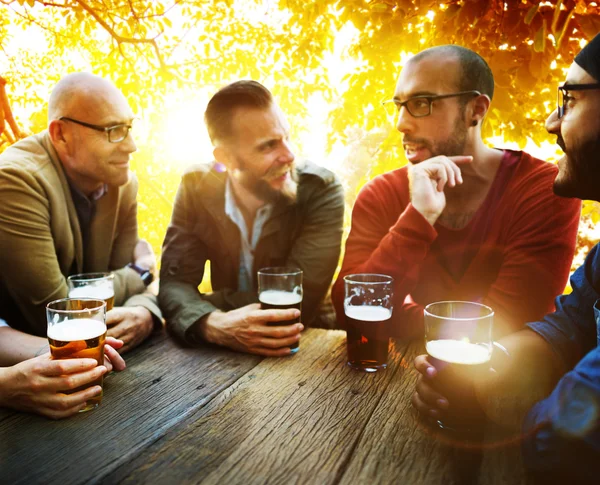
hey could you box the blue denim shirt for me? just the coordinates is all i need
[523,244,600,482]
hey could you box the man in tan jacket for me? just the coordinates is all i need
[0,72,161,353]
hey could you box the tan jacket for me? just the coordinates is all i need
[0,131,161,336]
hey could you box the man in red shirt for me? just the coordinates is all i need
[332,45,581,339]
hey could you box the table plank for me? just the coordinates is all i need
[100,329,413,485]
[0,330,261,485]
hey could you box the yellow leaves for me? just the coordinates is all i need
[533,19,546,53]
[524,4,539,25]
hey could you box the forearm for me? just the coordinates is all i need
[0,328,48,366]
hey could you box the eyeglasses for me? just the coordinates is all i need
[382,90,481,119]
[59,117,133,143]
[557,83,600,118]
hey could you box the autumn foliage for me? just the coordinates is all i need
[1,0,599,271]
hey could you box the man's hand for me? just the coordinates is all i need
[103,337,126,372]
[411,354,449,420]
[133,239,156,274]
[408,155,473,226]
[106,307,153,353]
[0,354,107,419]
[199,303,303,357]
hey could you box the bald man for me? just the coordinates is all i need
[0,72,161,353]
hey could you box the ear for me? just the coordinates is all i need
[213,146,236,171]
[470,94,491,126]
[48,119,67,146]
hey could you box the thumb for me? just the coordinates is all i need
[105,336,124,349]
[241,303,262,311]
[448,155,473,164]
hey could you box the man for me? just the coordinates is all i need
[0,72,161,352]
[159,80,344,356]
[413,34,600,481]
[332,45,581,339]
[0,318,126,419]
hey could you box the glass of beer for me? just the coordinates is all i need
[344,274,393,372]
[258,267,303,354]
[424,301,497,432]
[46,298,107,412]
[68,273,115,311]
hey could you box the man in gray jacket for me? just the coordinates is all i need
[159,80,344,357]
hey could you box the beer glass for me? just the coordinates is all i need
[424,301,501,432]
[258,267,303,353]
[344,274,393,372]
[68,273,115,311]
[46,298,107,412]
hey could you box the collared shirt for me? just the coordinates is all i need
[67,180,107,254]
[224,178,273,292]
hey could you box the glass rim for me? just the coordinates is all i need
[46,298,107,313]
[343,273,394,284]
[257,266,303,276]
[67,272,114,282]
[424,300,494,321]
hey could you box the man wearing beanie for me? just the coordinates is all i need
[412,33,600,481]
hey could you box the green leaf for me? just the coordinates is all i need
[524,4,539,25]
[533,20,546,53]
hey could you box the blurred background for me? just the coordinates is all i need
[1,0,599,291]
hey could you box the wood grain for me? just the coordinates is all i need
[101,329,412,485]
[0,330,261,485]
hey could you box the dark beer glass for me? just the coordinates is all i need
[344,274,393,372]
[424,301,495,432]
[46,298,107,412]
[258,267,303,353]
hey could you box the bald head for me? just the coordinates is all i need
[408,45,495,100]
[48,73,130,123]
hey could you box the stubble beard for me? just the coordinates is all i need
[553,133,600,201]
[236,161,298,204]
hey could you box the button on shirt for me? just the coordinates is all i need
[67,180,108,254]
[224,179,273,292]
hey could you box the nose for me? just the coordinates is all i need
[279,139,295,164]
[545,108,561,135]
[396,105,415,134]
[121,131,137,154]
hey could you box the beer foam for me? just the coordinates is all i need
[426,339,491,365]
[344,305,392,321]
[48,319,107,341]
[259,290,302,305]
[69,286,114,300]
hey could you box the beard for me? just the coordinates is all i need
[553,133,600,201]
[404,113,468,162]
[235,160,298,203]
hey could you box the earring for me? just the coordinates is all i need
[471,120,478,127]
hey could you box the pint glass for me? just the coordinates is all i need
[344,274,393,372]
[258,267,303,353]
[424,301,494,432]
[46,298,107,412]
[68,273,115,311]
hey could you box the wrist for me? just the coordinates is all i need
[412,204,440,226]
[197,311,225,345]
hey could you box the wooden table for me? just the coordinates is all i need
[0,329,538,484]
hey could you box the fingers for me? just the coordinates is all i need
[106,307,128,326]
[414,354,437,378]
[105,337,124,349]
[447,155,473,164]
[416,377,448,409]
[45,365,107,392]
[253,334,301,350]
[38,357,99,377]
[39,386,103,419]
[247,346,294,358]
[249,308,301,324]
[104,344,126,372]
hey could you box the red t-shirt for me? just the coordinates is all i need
[332,150,581,339]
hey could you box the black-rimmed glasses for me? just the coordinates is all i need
[557,83,600,118]
[382,90,481,119]
[59,117,133,143]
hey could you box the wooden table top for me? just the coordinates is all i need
[0,328,539,485]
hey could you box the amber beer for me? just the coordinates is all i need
[426,339,491,430]
[68,273,115,311]
[47,298,107,412]
[345,305,391,372]
[47,318,107,411]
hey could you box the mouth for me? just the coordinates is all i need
[111,160,130,168]
[403,144,428,163]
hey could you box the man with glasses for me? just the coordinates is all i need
[412,34,600,480]
[332,45,580,339]
[0,72,161,352]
